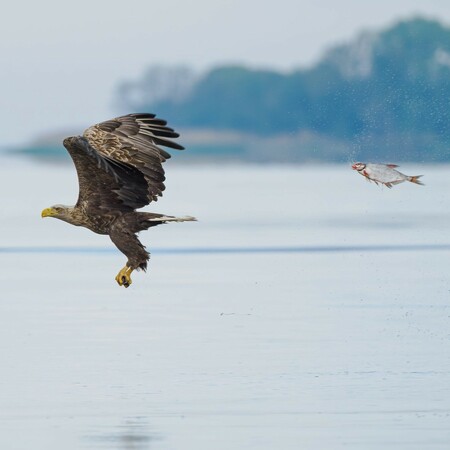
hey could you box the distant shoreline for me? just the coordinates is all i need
[8,128,449,164]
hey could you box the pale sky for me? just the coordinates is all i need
[2,0,450,146]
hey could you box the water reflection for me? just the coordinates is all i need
[86,417,161,449]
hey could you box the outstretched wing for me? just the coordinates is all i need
[63,113,184,213]
[63,136,150,213]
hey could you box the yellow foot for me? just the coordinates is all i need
[115,266,133,288]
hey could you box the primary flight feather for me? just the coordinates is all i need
[41,113,196,288]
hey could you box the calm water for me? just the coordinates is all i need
[0,157,449,449]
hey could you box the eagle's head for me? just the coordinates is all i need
[41,204,75,223]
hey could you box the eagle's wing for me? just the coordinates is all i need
[63,113,184,213]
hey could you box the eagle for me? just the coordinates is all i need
[41,113,196,288]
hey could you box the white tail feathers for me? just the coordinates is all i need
[147,215,197,222]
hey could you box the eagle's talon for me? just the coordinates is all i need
[115,266,133,288]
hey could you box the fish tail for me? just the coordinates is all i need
[408,175,424,186]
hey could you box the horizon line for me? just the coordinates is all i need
[1,244,449,255]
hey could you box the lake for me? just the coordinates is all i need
[0,156,449,449]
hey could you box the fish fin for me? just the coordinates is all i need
[409,175,424,186]
[386,164,399,168]
[384,182,392,188]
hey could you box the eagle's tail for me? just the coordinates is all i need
[138,213,197,230]
[148,215,197,223]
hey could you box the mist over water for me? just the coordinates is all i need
[0,157,449,449]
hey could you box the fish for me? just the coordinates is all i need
[351,163,424,188]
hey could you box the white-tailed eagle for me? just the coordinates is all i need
[41,113,196,288]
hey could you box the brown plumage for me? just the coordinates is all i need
[41,113,196,288]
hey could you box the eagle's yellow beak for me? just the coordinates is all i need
[41,207,55,218]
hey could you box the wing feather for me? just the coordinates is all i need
[63,113,184,213]
[63,136,150,213]
[82,113,183,210]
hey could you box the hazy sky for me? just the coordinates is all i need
[2,0,450,146]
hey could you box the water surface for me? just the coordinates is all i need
[0,159,449,449]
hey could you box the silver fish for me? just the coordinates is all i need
[351,163,424,188]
